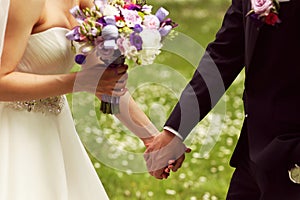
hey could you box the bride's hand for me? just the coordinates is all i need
[144,130,191,179]
[74,64,128,99]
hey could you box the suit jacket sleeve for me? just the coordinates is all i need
[164,0,246,140]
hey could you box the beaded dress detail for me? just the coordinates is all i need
[0,28,109,200]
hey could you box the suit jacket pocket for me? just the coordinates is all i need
[254,133,300,171]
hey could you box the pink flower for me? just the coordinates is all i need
[121,9,142,28]
[251,0,273,15]
[116,37,127,55]
[248,0,280,26]
[116,37,138,60]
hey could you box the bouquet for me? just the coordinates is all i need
[66,0,177,114]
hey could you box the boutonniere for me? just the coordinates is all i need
[247,0,281,26]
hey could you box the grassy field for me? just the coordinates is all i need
[68,0,247,199]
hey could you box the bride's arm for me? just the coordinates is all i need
[115,92,159,147]
[0,0,126,101]
[75,0,157,146]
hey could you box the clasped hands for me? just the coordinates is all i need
[143,130,191,179]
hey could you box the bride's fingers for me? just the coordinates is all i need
[112,81,127,91]
[165,167,170,173]
[115,65,128,75]
[116,73,128,84]
[152,168,166,179]
[111,88,128,96]
[162,171,170,179]
[168,164,174,170]
[168,159,176,165]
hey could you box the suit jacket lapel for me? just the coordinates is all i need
[244,0,262,69]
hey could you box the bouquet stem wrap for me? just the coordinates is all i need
[100,55,125,114]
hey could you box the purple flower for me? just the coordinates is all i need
[130,33,143,51]
[66,26,81,41]
[75,54,87,64]
[133,24,143,33]
[155,7,169,22]
[70,6,86,21]
[159,25,172,37]
[104,16,116,25]
[161,18,178,28]
[124,3,141,11]
[97,17,107,26]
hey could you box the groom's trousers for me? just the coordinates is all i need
[226,157,300,200]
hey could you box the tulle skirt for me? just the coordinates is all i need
[0,97,109,200]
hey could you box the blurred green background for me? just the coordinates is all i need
[68,0,247,199]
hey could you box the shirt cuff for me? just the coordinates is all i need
[163,126,183,141]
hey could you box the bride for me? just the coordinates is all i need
[0,0,158,199]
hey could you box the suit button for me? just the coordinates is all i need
[288,164,300,184]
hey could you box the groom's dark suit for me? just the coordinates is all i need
[164,0,300,199]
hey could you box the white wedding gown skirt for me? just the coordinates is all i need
[0,28,109,200]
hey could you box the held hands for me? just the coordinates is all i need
[144,130,191,179]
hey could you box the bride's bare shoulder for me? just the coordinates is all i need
[2,0,46,72]
[9,0,45,28]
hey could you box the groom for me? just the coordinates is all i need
[144,0,300,199]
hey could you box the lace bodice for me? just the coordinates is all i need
[17,27,74,74]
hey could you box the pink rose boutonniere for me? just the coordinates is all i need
[247,0,281,26]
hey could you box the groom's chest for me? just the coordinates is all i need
[243,0,300,67]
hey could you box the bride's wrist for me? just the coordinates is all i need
[141,136,155,148]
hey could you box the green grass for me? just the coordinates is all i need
[67,0,247,199]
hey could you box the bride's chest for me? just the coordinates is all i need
[17,28,75,75]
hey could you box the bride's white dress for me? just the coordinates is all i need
[0,27,109,200]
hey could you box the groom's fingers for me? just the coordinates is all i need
[171,155,185,172]
[152,168,165,179]
[144,151,166,179]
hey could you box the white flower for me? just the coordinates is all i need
[103,5,120,16]
[142,5,153,15]
[138,49,160,65]
[102,25,119,40]
[139,28,162,50]
[143,15,160,29]
[137,29,162,65]
[80,44,95,54]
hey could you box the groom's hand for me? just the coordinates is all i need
[144,130,191,179]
